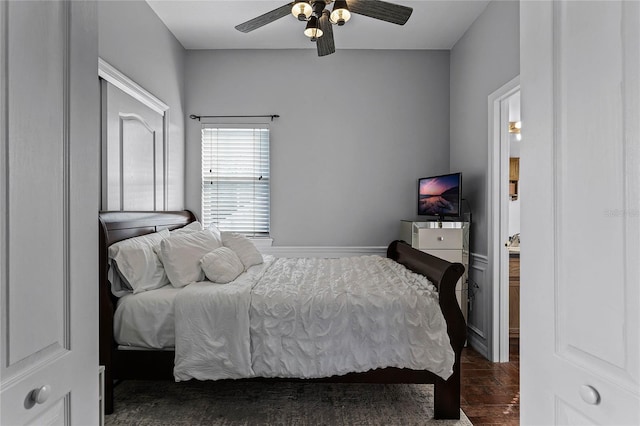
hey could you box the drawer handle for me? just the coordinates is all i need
[30,385,51,405]
[579,385,600,405]
[437,237,444,241]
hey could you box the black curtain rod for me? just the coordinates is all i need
[189,114,280,122]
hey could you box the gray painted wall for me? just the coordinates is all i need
[185,49,450,246]
[450,0,520,256]
[98,0,186,209]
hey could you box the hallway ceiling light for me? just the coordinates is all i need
[509,121,522,141]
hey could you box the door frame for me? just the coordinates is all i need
[487,76,520,362]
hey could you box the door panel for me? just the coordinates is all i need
[5,0,67,366]
[121,114,157,210]
[26,397,66,426]
[555,399,598,426]
[557,0,634,379]
[1,1,99,424]
[521,1,640,424]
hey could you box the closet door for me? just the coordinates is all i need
[0,1,99,424]
[521,1,639,424]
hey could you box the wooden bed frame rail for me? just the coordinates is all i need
[99,211,466,419]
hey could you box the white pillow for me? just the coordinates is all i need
[107,229,170,294]
[221,232,264,270]
[169,221,203,235]
[107,260,133,297]
[200,247,245,284]
[160,229,222,288]
[153,222,203,264]
[207,222,221,240]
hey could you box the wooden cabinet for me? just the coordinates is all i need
[400,221,470,323]
[509,157,520,200]
[509,253,520,337]
[509,157,520,180]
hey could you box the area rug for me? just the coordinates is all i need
[105,380,472,425]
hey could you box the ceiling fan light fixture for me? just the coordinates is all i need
[304,15,323,40]
[330,0,351,26]
[291,1,313,21]
[235,0,413,56]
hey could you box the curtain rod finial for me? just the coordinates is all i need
[189,114,200,121]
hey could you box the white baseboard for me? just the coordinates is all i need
[259,246,387,258]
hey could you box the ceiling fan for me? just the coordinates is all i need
[235,0,413,57]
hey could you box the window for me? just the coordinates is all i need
[201,125,270,237]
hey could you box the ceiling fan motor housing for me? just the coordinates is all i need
[311,1,327,18]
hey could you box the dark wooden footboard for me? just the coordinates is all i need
[387,240,466,419]
[99,212,465,419]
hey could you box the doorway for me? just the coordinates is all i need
[488,76,520,362]
[506,93,521,346]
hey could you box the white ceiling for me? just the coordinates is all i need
[146,0,491,51]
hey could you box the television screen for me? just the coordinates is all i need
[418,172,462,218]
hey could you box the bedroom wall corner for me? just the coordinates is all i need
[449,0,520,353]
[449,0,520,257]
[98,0,187,210]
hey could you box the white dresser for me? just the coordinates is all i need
[400,220,470,323]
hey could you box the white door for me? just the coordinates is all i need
[521,1,639,424]
[102,80,166,211]
[0,1,99,425]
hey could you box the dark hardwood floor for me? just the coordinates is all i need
[460,338,520,425]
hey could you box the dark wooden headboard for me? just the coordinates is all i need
[98,210,196,383]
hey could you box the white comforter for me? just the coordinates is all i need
[173,255,454,382]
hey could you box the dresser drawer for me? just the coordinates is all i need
[414,228,463,250]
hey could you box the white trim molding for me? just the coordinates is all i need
[98,58,168,114]
[470,252,489,264]
[259,246,388,258]
[487,76,520,362]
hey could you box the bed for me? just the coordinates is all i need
[99,210,466,419]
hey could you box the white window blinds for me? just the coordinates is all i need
[201,125,270,237]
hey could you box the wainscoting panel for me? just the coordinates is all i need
[467,253,489,358]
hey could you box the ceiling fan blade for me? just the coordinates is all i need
[346,0,413,25]
[235,2,294,33]
[317,11,335,57]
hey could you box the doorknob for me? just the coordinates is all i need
[30,385,51,405]
[579,385,600,405]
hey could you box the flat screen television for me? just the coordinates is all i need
[417,172,462,219]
